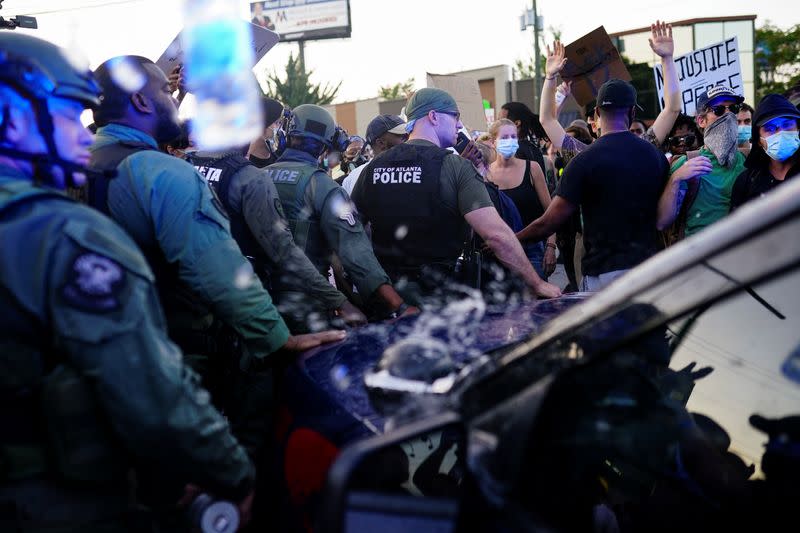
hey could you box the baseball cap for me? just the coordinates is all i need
[696,85,744,113]
[596,79,639,109]
[404,88,459,121]
[365,114,407,145]
[261,96,285,127]
[752,94,800,128]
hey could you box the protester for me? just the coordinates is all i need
[187,135,368,332]
[352,88,561,304]
[342,114,408,195]
[265,104,416,320]
[0,33,257,531]
[737,102,755,157]
[629,118,648,137]
[540,21,681,156]
[657,85,746,241]
[247,95,285,168]
[665,113,703,159]
[499,100,547,172]
[730,94,800,210]
[517,79,670,292]
[487,118,557,279]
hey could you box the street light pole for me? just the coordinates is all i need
[532,0,541,110]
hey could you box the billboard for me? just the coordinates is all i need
[250,0,351,42]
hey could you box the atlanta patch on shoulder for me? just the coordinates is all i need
[61,252,126,313]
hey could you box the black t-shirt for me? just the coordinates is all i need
[556,131,669,276]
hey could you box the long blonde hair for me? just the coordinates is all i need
[489,118,517,140]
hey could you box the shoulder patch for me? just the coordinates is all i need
[61,252,126,313]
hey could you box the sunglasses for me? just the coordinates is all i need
[706,103,742,117]
[669,134,697,147]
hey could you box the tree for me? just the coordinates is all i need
[263,52,341,108]
[378,78,415,100]
[755,22,800,101]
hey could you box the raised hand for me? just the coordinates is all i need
[545,40,567,78]
[648,20,674,58]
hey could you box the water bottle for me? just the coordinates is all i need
[187,493,239,533]
[181,0,262,150]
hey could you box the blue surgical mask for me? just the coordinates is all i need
[496,138,519,159]
[763,130,800,162]
[737,125,751,144]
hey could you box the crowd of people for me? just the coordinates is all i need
[1,15,799,532]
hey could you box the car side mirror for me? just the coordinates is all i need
[318,411,465,533]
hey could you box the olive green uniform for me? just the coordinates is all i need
[0,168,253,531]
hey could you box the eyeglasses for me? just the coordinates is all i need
[439,111,461,122]
[669,133,696,147]
[706,103,742,117]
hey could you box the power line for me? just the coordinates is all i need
[2,0,145,17]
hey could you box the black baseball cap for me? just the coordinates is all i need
[696,85,744,113]
[752,94,800,128]
[596,79,639,109]
[365,114,407,145]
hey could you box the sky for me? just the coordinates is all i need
[3,0,799,104]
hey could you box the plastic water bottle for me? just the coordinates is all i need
[181,0,262,150]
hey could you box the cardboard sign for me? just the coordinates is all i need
[156,21,280,75]
[654,37,742,116]
[426,73,487,130]
[561,26,631,107]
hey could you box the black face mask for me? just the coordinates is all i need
[249,153,275,168]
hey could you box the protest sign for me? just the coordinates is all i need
[156,21,280,76]
[561,26,631,107]
[426,73,486,130]
[654,37,742,116]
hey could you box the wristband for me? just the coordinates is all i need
[388,302,409,319]
[546,243,557,249]
[545,75,557,81]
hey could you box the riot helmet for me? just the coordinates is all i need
[0,33,101,187]
[286,104,349,153]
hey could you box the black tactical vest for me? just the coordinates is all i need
[87,142,207,326]
[357,143,466,276]
[268,162,331,275]
[188,153,272,286]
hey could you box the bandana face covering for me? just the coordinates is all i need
[703,111,738,168]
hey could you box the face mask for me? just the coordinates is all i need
[703,111,738,168]
[496,138,519,159]
[737,125,752,144]
[763,130,800,162]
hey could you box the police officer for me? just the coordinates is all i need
[0,33,254,531]
[85,56,345,455]
[188,137,368,332]
[351,88,561,304]
[267,104,415,318]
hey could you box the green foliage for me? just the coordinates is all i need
[263,52,341,108]
[378,78,415,100]
[755,22,800,101]
[621,55,658,121]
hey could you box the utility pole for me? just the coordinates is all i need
[532,0,541,110]
[298,40,306,73]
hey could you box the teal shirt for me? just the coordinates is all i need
[672,147,746,237]
[0,169,253,494]
[90,124,290,359]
